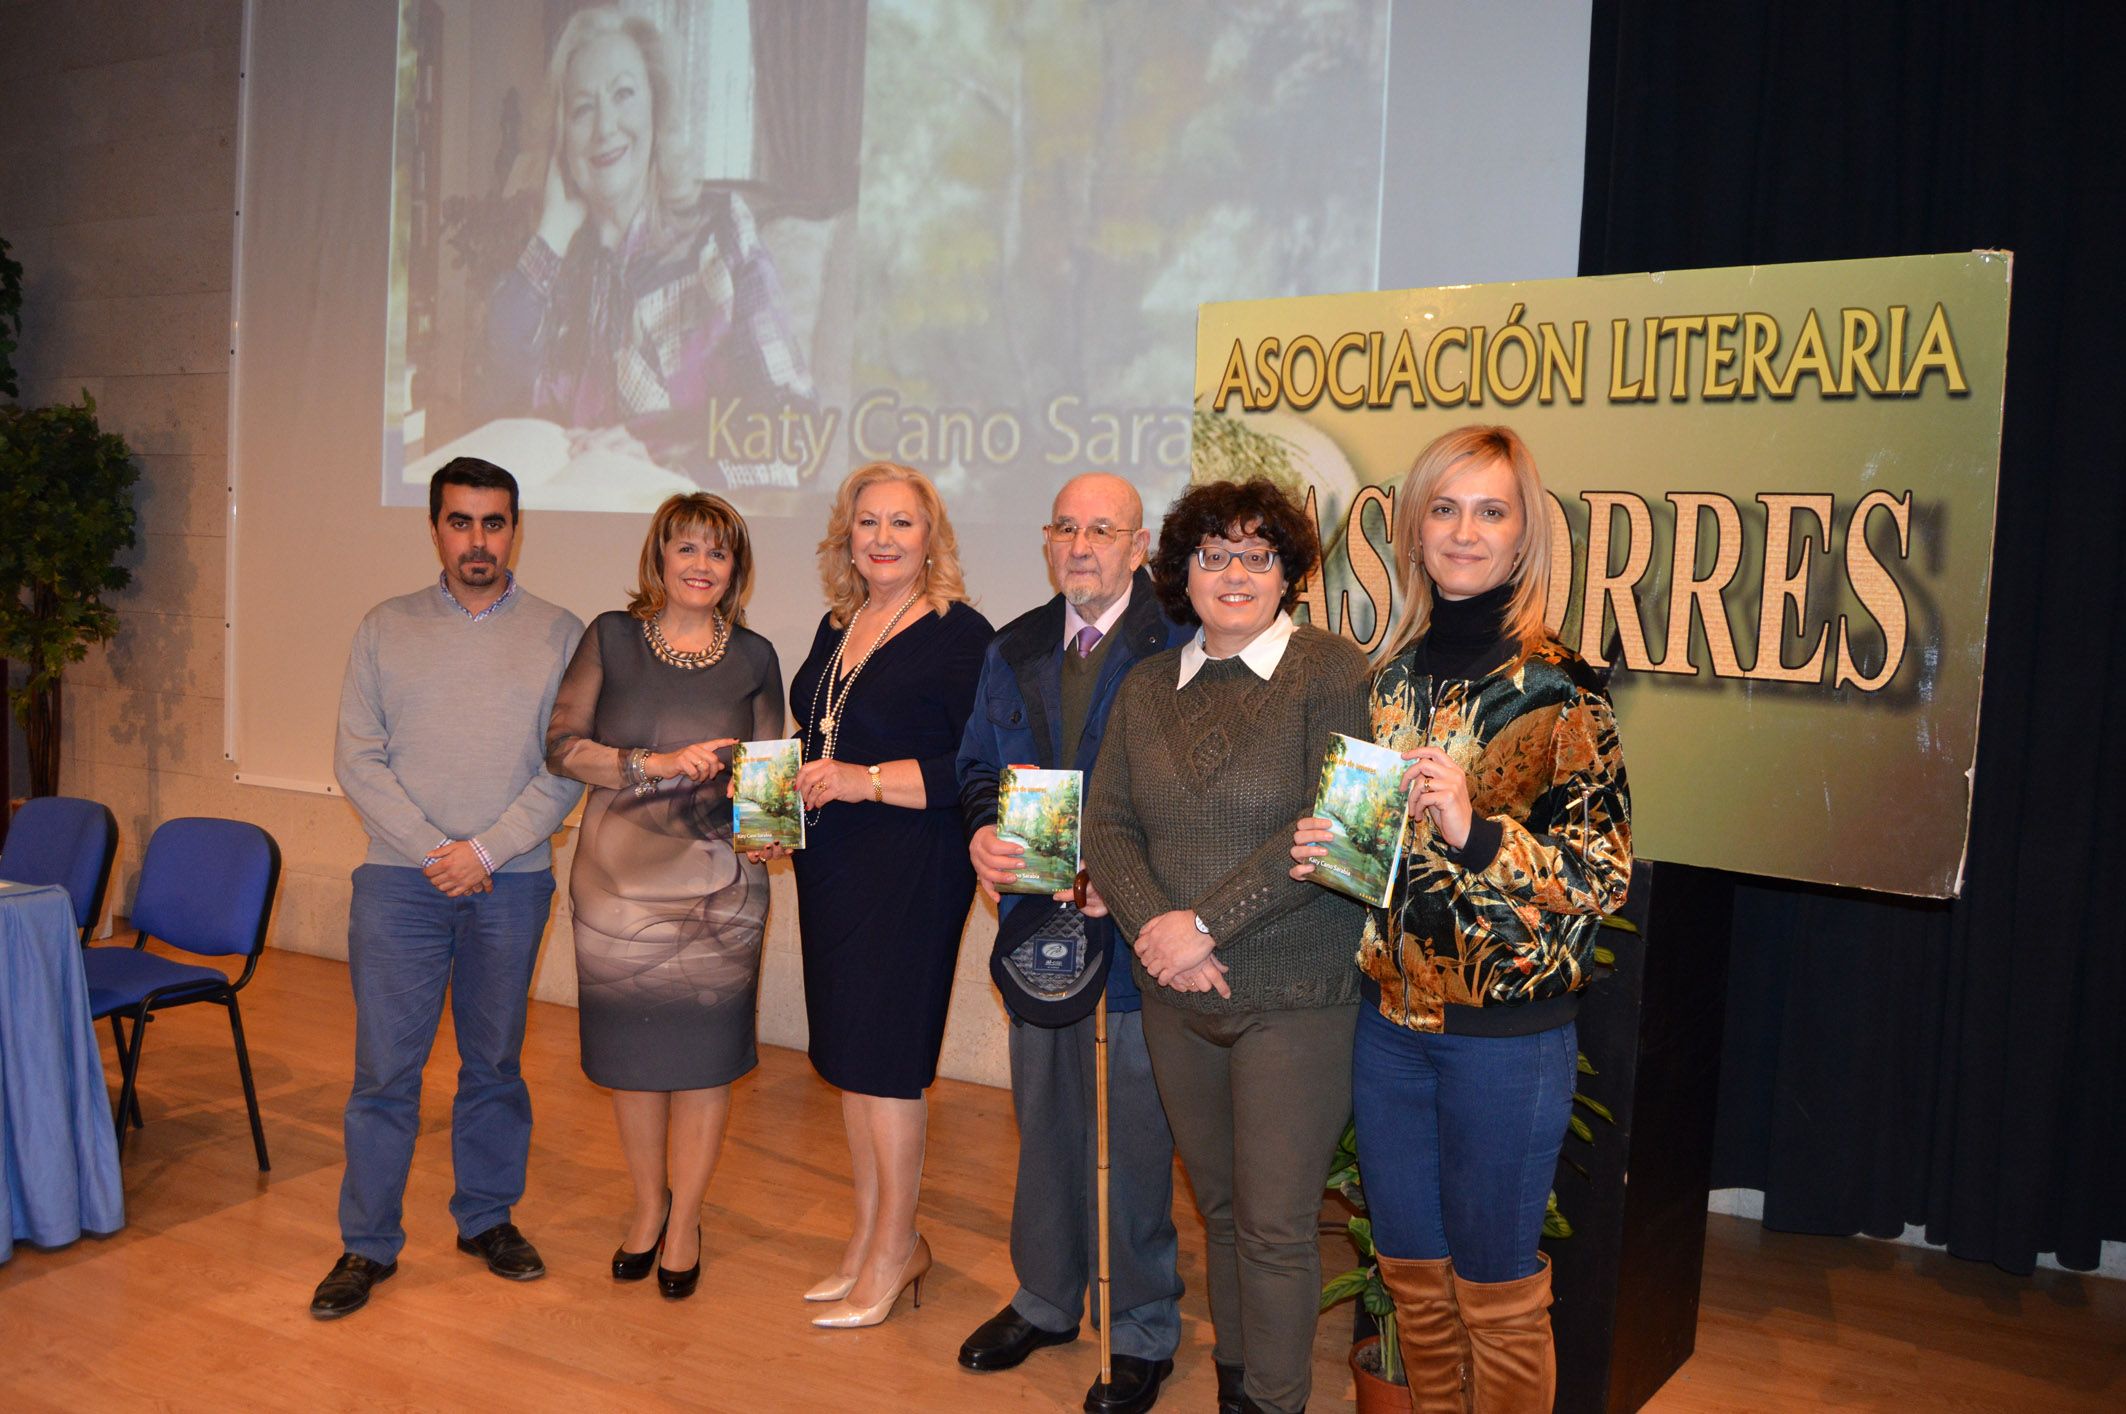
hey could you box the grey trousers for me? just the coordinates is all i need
[1141,994,1359,1414]
[1006,1008,1183,1360]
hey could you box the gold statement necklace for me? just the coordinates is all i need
[805,585,924,822]
[644,611,730,669]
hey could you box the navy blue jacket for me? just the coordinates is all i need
[956,570,1186,1012]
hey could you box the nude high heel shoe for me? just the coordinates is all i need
[803,1271,859,1303]
[809,1235,932,1329]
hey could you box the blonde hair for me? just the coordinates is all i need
[1380,424,1554,665]
[544,6,699,245]
[628,493,753,627]
[816,462,970,627]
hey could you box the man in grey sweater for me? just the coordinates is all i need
[310,458,584,1319]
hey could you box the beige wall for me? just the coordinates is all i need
[1,0,271,916]
[0,0,1010,1087]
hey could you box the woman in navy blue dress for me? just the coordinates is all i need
[775,460,989,1328]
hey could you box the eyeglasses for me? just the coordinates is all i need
[1043,521,1138,547]
[1194,545,1279,573]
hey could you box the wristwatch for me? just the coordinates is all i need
[868,764,884,802]
[1192,913,1210,935]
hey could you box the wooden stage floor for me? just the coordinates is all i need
[2,949,2118,1411]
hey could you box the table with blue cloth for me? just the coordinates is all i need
[0,880,125,1262]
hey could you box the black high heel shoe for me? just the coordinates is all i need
[612,1193,672,1282]
[657,1223,702,1300]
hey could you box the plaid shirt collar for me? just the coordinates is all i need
[437,570,518,623]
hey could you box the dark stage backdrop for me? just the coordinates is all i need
[1579,1,2125,1273]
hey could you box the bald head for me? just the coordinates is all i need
[1052,473,1143,529]
[1046,473,1149,617]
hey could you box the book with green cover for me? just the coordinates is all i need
[996,766,1083,896]
[1308,732,1413,907]
[731,738,805,850]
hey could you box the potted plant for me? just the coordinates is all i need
[1321,1118,1411,1412]
[0,392,139,796]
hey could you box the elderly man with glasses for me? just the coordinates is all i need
[954,473,1189,1414]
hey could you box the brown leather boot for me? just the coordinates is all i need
[1375,1253,1473,1412]
[1451,1253,1555,1413]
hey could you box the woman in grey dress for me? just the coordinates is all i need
[546,492,783,1298]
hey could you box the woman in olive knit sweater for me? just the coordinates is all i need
[1084,478,1371,1414]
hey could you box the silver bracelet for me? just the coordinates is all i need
[626,746,662,796]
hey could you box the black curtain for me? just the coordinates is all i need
[750,0,867,220]
[1580,2,2126,1273]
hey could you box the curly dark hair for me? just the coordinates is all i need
[1150,477,1320,625]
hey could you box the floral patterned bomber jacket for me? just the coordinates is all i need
[1358,637,1632,1034]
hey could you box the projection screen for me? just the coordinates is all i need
[230,0,1414,790]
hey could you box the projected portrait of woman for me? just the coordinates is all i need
[483,4,816,479]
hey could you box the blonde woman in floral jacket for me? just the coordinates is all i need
[1293,424,1630,1413]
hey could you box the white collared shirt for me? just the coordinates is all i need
[1176,610,1297,688]
[1063,584,1134,653]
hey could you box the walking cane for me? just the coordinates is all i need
[1082,869,1115,1397]
[1095,992,1113,1389]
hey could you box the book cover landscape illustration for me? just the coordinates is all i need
[1309,732,1413,907]
[996,766,1083,896]
[732,739,805,851]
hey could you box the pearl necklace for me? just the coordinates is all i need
[644,612,729,669]
[805,586,924,823]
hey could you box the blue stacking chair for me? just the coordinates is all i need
[0,795,120,943]
[83,817,282,1170]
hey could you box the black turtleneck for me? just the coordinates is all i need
[1414,579,1517,683]
[1413,579,1515,876]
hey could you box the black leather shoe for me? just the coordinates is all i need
[656,1224,702,1300]
[310,1252,396,1319]
[957,1304,1079,1371]
[1083,1354,1173,1414]
[613,1194,672,1281]
[1214,1361,1245,1414]
[456,1221,546,1281]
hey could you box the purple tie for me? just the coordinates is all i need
[1073,625,1102,658]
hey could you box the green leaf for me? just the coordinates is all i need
[1574,1091,1616,1124]
[1598,913,1639,933]
[1320,1268,1367,1310]
[1568,1114,1594,1145]
[1326,1116,1364,1211]
[1577,1051,1597,1076]
[0,395,141,732]
[1347,1216,1375,1259]
[1593,944,1616,967]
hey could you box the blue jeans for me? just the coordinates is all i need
[338,864,555,1263]
[1351,1004,1577,1283]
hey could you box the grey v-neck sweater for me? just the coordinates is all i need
[335,582,585,872]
